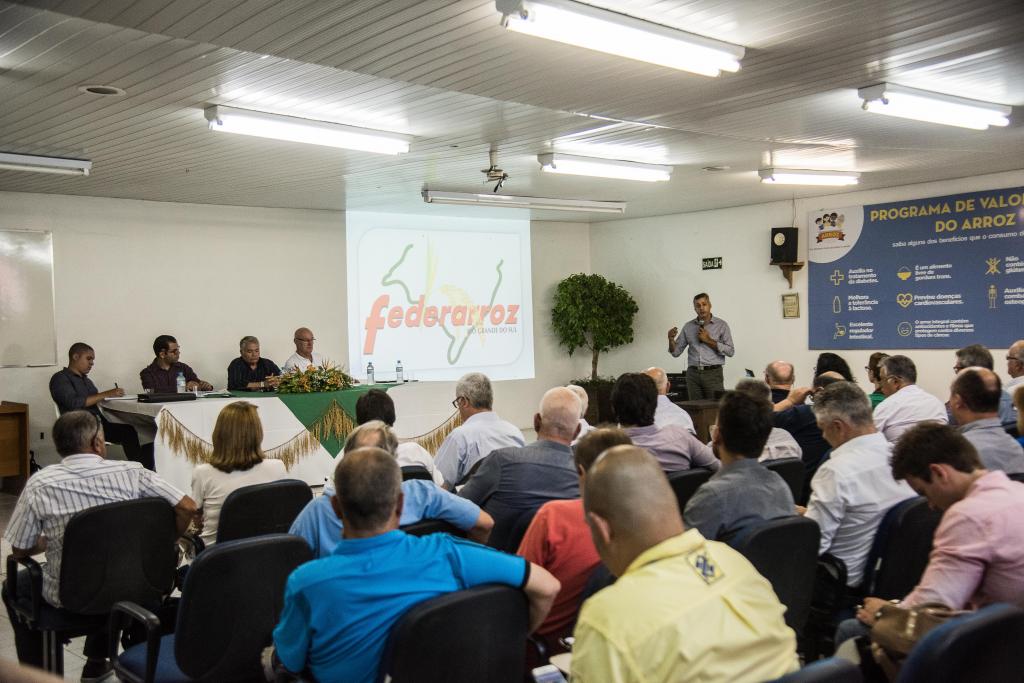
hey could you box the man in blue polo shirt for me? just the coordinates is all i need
[273,447,560,683]
[288,421,494,557]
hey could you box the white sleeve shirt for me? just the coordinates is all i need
[654,395,696,435]
[281,351,324,373]
[872,384,948,442]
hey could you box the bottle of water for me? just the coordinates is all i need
[175,372,186,394]
[396,360,404,383]
[366,362,375,384]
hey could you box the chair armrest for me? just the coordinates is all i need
[109,601,162,683]
[5,554,44,623]
[527,634,549,664]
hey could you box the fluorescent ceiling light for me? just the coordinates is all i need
[0,152,91,176]
[496,0,744,77]
[422,190,626,214]
[204,105,410,155]
[858,83,1011,130]
[758,168,860,186]
[538,153,672,182]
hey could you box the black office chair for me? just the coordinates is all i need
[379,585,529,683]
[579,563,616,604]
[763,458,805,503]
[3,498,178,675]
[895,603,1024,683]
[860,497,940,600]
[401,465,434,482]
[727,516,820,634]
[485,506,539,553]
[1008,472,1024,483]
[111,534,312,683]
[216,478,313,542]
[801,553,848,660]
[667,468,713,514]
[401,518,467,538]
[769,657,862,682]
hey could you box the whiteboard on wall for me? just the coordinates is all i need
[0,230,57,367]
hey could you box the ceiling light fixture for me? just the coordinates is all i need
[538,152,672,182]
[422,190,626,214]
[496,0,744,77]
[0,152,92,176]
[858,83,1011,130]
[758,168,860,186]
[204,105,411,154]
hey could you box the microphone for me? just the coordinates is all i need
[698,318,705,328]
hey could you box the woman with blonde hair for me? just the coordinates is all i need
[191,401,288,545]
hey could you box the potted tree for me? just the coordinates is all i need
[551,273,639,422]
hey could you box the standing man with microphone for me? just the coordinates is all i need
[667,293,735,400]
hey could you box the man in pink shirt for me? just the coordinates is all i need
[517,427,631,653]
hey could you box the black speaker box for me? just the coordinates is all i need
[771,227,798,263]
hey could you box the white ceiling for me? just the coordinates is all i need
[1,0,1022,222]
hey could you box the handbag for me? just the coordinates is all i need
[869,602,966,680]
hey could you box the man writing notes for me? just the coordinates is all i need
[667,292,735,400]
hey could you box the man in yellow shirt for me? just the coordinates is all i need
[572,446,799,683]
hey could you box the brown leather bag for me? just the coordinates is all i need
[869,602,966,680]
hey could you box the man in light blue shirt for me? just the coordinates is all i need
[644,366,696,434]
[289,421,493,557]
[667,293,735,400]
[434,372,524,488]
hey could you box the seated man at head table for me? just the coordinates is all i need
[271,447,559,683]
[282,327,324,373]
[226,335,281,391]
[139,334,213,393]
[49,341,154,470]
[289,421,494,558]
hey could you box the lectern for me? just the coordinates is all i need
[0,401,30,494]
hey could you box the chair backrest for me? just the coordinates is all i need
[763,458,805,502]
[487,506,539,553]
[59,498,177,614]
[216,478,313,543]
[1008,472,1024,483]
[667,468,713,514]
[401,465,433,482]
[579,563,616,604]
[896,604,1024,683]
[400,518,467,538]
[727,516,820,634]
[770,657,862,682]
[861,497,940,599]
[380,585,529,683]
[174,534,312,681]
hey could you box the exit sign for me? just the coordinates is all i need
[702,257,723,270]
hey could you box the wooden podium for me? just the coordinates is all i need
[0,401,30,494]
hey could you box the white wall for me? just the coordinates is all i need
[0,191,589,464]
[589,169,1024,402]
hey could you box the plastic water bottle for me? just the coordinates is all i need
[366,362,375,384]
[396,360,404,383]
[175,372,186,394]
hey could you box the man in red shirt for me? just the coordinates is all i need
[517,427,631,652]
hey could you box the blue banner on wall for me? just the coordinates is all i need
[809,186,1024,350]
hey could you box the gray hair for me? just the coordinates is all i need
[734,378,771,402]
[955,344,993,371]
[239,335,259,350]
[456,372,493,410]
[812,381,873,428]
[539,387,581,440]
[53,410,102,457]
[333,447,402,531]
[344,420,398,456]
[565,384,589,417]
[881,355,917,384]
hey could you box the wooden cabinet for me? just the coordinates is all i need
[0,401,29,493]
[675,399,720,443]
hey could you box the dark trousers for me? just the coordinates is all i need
[101,417,155,471]
[685,365,724,400]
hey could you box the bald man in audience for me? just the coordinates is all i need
[873,355,947,442]
[272,447,559,683]
[764,360,797,405]
[950,344,1017,429]
[571,446,798,682]
[282,327,324,372]
[644,366,696,434]
[1007,340,1024,392]
[949,367,1024,474]
[565,384,594,443]
[460,388,581,548]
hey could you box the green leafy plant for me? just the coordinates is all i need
[277,361,354,394]
[552,273,638,380]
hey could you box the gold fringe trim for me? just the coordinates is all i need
[263,430,321,469]
[159,410,213,465]
[403,411,463,455]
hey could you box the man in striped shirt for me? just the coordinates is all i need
[2,411,198,680]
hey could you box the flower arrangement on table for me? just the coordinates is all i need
[276,361,355,394]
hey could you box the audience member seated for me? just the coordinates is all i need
[949,367,1024,474]
[190,401,289,546]
[460,388,581,536]
[765,360,796,404]
[836,422,1024,647]
[434,372,524,488]
[226,335,281,391]
[271,447,559,683]
[281,327,323,373]
[801,382,914,588]
[1017,386,1024,447]
[570,446,799,681]
[872,355,947,442]
[865,351,889,409]
[565,384,593,443]
[769,366,832,498]
[611,373,719,473]
[1007,339,1024,392]
[949,344,1017,428]
[356,389,442,485]
[289,422,492,558]
[139,334,213,393]
[685,391,796,540]
[2,411,197,679]
[644,366,696,434]
[733,379,802,460]
[49,342,153,470]
[517,427,631,652]
[815,352,854,381]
